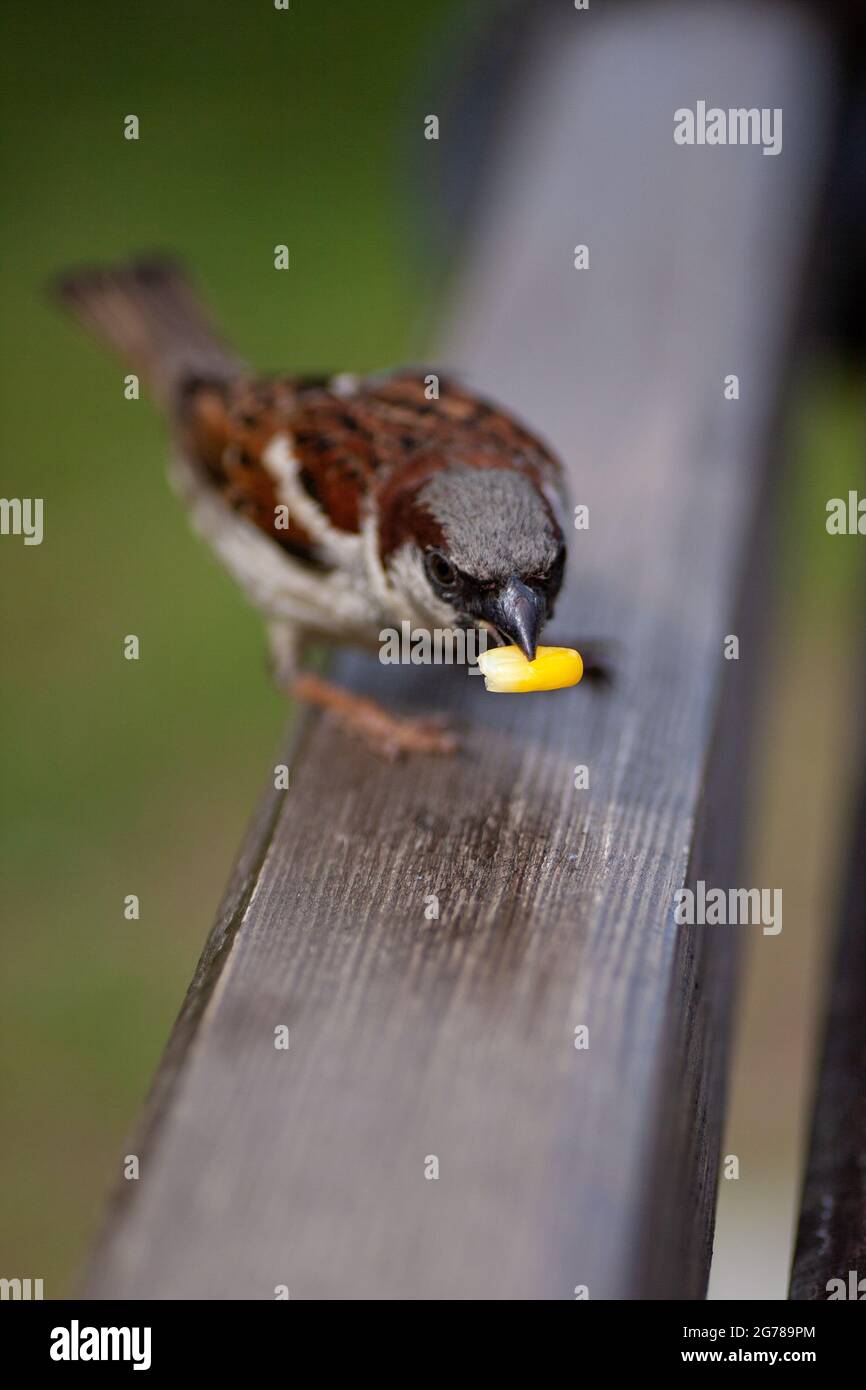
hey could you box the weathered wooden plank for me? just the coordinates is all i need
[85,3,834,1299]
[789,718,866,1301]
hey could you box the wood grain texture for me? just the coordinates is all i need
[789,724,866,1300]
[84,2,834,1299]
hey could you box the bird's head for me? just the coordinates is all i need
[377,462,566,659]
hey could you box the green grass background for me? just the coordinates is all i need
[0,0,862,1297]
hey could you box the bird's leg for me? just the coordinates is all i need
[292,671,457,759]
[267,623,457,759]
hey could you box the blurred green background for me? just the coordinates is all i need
[0,0,461,1294]
[0,0,863,1299]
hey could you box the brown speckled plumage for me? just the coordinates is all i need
[177,369,564,572]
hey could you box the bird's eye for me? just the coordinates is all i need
[425,549,459,590]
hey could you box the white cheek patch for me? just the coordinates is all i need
[386,543,459,629]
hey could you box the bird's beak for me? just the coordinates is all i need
[478,576,546,661]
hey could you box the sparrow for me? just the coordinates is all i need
[55,256,573,756]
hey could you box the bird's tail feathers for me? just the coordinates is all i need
[52,255,241,406]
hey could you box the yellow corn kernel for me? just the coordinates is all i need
[477,644,584,693]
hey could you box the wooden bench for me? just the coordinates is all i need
[84,2,838,1299]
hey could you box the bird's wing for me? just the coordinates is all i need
[176,374,378,568]
[357,371,568,504]
[177,369,568,566]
